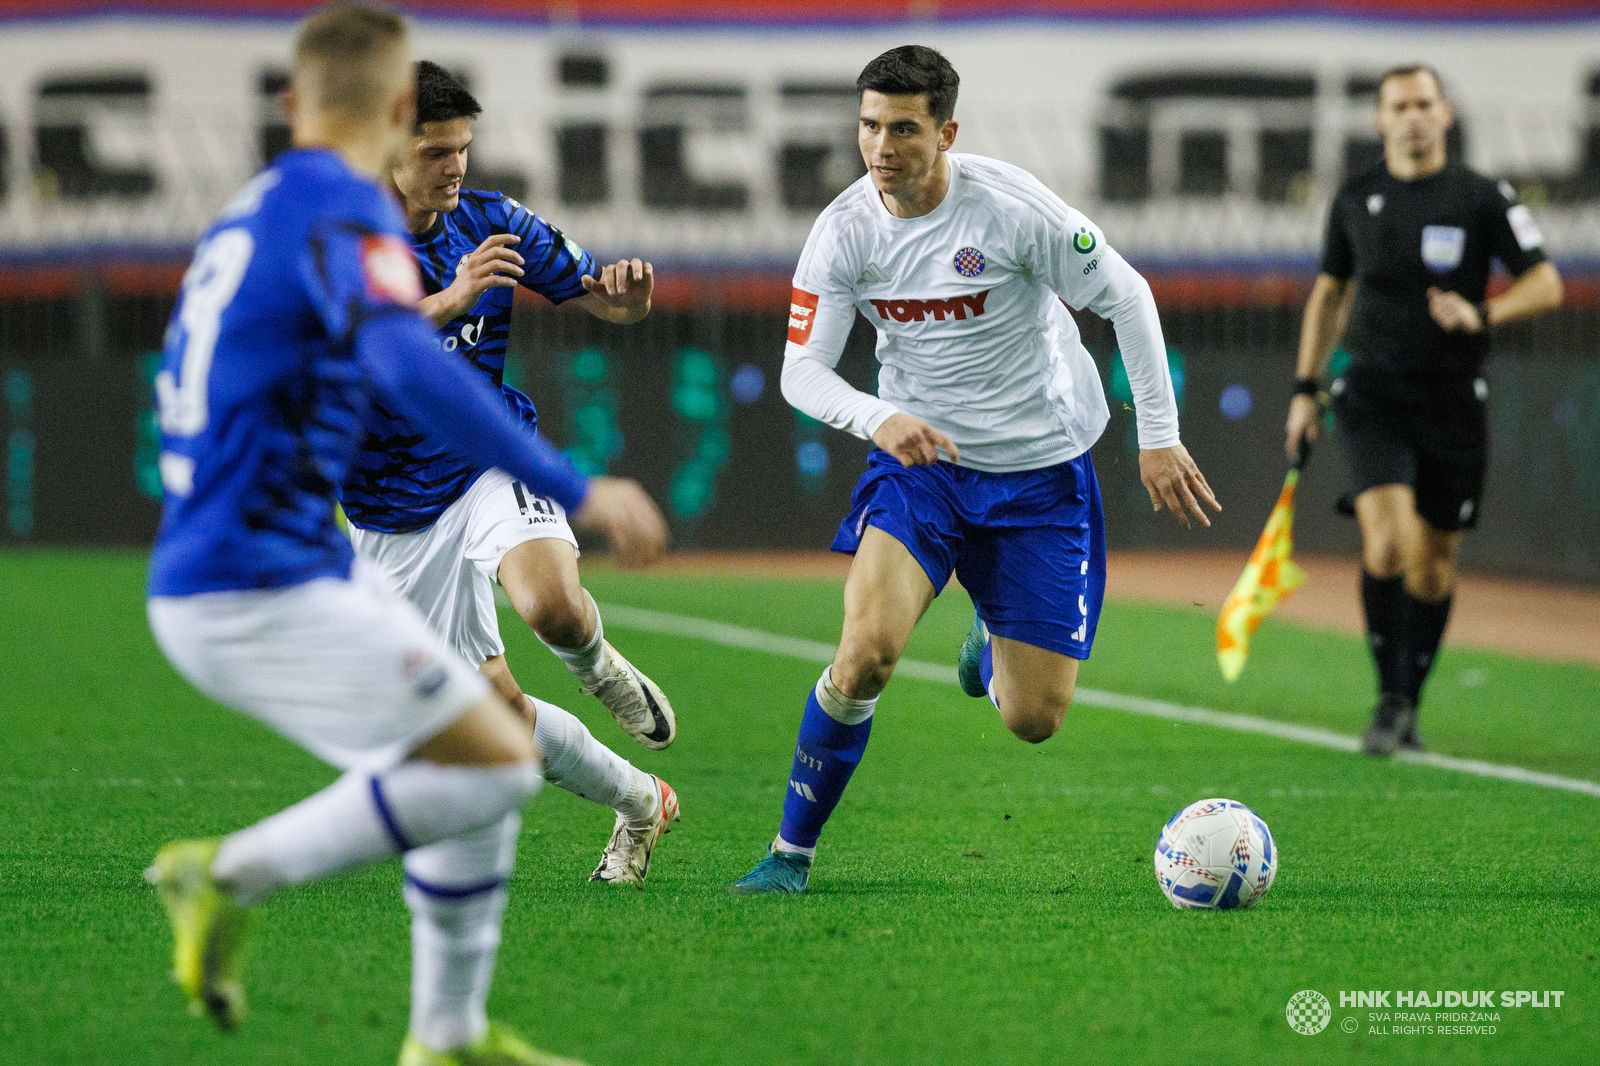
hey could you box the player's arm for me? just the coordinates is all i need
[575,257,653,325]
[492,198,652,326]
[1285,272,1352,460]
[417,233,525,328]
[779,222,955,466]
[305,220,665,564]
[1083,252,1219,527]
[1037,202,1216,526]
[356,311,666,566]
[1428,181,1562,334]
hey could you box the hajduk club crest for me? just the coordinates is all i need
[953,247,986,277]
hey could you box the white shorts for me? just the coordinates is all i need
[348,468,578,667]
[147,559,490,772]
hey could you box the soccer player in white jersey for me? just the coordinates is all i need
[732,46,1219,894]
[141,6,664,1062]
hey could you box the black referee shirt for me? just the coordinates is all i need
[1320,162,1547,379]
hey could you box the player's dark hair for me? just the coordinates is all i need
[856,45,959,124]
[1378,63,1447,100]
[415,59,481,130]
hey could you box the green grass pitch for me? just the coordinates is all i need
[2,550,1597,1065]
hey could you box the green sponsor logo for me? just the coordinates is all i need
[1073,227,1097,254]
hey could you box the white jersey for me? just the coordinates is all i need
[782,152,1180,472]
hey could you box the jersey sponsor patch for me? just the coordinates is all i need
[1420,225,1466,274]
[788,287,820,344]
[1506,204,1544,251]
[361,234,423,306]
[868,290,990,323]
[953,247,986,277]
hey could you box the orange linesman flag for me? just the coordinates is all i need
[1217,465,1307,682]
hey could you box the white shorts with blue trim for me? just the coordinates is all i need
[349,467,578,667]
[147,558,489,772]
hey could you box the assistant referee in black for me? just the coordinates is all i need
[1285,64,1563,756]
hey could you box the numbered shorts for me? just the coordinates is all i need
[349,468,578,667]
[1330,367,1488,532]
[147,559,489,772]
[832,449,1107,660]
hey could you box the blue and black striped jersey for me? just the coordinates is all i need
[340,189,596,533]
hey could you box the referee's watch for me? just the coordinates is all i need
[1293,377,1321,399]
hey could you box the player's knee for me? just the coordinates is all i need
[832,638,898,699]
[1362,534,1404,578]
[520,592,590,649]
[1002,691,1071,744]
[1408,557,1456,601]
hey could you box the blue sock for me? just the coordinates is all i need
[777,674,874,851]
[979,639,998,709]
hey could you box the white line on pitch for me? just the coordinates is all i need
[597,602,1600,799]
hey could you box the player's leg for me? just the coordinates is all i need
[956,451,1104,743]
[987,637,1080,743]
[478,653,676,884]
[1396,429,1481,749]
[493,488,675,750]
[731,527,940,894]
[1353,484,1425,754]
[144,570,540,1031]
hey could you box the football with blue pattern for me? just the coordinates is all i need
[1154,798,1277,910]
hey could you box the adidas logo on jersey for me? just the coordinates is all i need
[867,290,990,323]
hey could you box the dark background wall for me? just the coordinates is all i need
[4,289,1597,584]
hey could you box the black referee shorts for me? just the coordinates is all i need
[1330,367,1488,533]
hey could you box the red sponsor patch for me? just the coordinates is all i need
[787,287,820,345]
[362,234,423,306]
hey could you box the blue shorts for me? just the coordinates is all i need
[831,450,1107,660]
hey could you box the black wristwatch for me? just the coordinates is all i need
[1293,377,1321,399]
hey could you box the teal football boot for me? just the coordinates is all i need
[956,609,989,698]
[729,844,812,894]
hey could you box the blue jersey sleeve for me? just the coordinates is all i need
[496,196,596,305]
[298,214,425,342]
[356,311,590,512]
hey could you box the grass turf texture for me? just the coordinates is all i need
[1,550,1595,1066]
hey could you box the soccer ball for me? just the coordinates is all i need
[1154,798,1277,910]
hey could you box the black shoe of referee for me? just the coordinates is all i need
[1361,694,1417,757]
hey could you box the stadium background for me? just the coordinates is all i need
[1,0,1598,586]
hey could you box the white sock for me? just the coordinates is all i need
[212,760,540,905]
[532,698,658,827]
[403,813,519,1053]
[542,590,612,686]
[772,836,817,860]
[816,666,876,725]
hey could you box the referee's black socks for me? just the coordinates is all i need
[1403,591,1454,707]
[1360,572,1409,700]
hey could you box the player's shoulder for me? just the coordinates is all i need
[808,177,877,240]
[271,149,397,228]
[1332,162,1389,203]
[950,153,1076,227]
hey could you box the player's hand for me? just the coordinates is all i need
[1139,444,1221,529]
[1284,393,1322,463]
[1426,287,1484,333]
[580,258,653,324]
[572,476,669,568]
[423,233,524,327]
[872,413,958,467]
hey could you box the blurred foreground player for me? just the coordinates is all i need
[142,6,664,1063]
[1285,65,1561,756]
[342,60,676,884]
[732,46,1216,893]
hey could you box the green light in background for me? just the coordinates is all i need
[668,348,730,521]
[561,348,623,476]
[136,352,162,500]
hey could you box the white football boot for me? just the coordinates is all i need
[584,641,676,750]
[590,776,679,884]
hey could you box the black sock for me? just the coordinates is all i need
[1404,591,1453,706]
[1361,572,1408,699]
